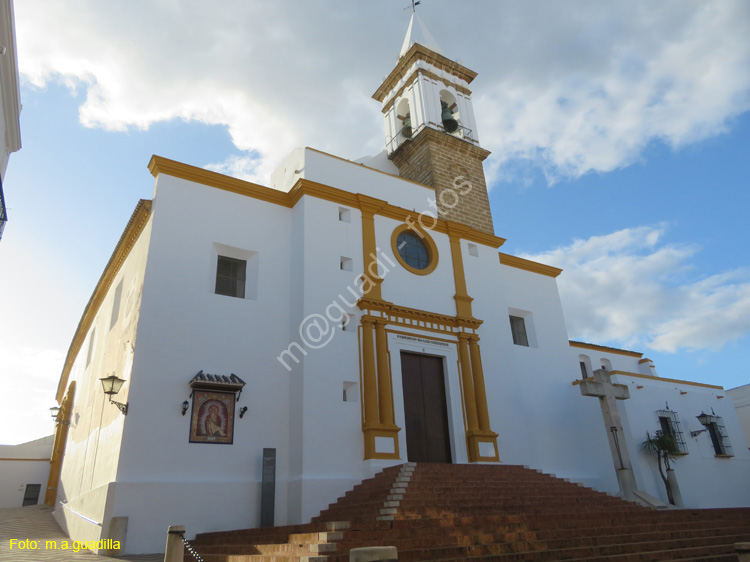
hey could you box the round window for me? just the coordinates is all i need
[396,231,430,270]
[391,224,439,276]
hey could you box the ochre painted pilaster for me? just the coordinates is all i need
[375,320,396,427]
[459,334,499,463]
[447,222,474,319]
[361,318,379,430]
[45,382,75,506]
[362,316,401,460]
[469,336,491,433]
[357,194,388,301]
[458,333,479,433]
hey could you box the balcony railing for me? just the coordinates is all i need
[386,122,478,155]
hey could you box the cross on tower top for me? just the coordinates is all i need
[405,0,422,13]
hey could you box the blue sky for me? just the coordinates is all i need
[1,0,748,444]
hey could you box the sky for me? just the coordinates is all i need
[1,0,749,445]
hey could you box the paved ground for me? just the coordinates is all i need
[0,506,163,562]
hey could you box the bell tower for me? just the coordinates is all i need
[373,13,495,234]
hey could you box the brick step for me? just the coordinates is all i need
[198,554,330,562]
[192,531,344,548]
[409,543,739,562]
[328,534,747,562]
[332,521,750,551]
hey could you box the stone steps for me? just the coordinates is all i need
[187,463,750,562]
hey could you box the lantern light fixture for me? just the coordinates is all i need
[99,374,128,415]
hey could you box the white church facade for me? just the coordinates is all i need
[49,16,750,556]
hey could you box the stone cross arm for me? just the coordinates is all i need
[579,369,630,401]
[579,379,630,400]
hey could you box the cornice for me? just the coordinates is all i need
[148,155,289,207]
[373,43,478,103]
[381,68,473,115]
[56,200,153,402]
[610,370,724,391]
[499,252,562,278]
[149,154,504,248]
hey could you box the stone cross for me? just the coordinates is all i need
[579,368,637,500]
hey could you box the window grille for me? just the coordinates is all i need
[215,256,246,298]
[699,414,734,456]
[655,409,687,453]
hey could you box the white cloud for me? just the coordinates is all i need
[13,0,750,184]
[523,225,750,353]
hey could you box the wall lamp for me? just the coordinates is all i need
[690,411,713,437]
[239,406,248,419]
[50,406,60,419]
[100,375,128,415]
[182,400,190,416]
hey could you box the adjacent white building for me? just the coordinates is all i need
[728,384,750,450]
[0,436,53,508]
[49,14,750,555]
[0,0,22,239]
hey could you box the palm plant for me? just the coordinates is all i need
[640,430,681,505]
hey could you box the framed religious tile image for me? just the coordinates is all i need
[189,390,235,444]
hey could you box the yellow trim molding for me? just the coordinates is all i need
[56,201,152,402]
[391,223,439,276]
[373,43,478,102]
[610,370,723,390]
[149,155,506,249]
[569,341,643,358]
[499,253,562,278]
[359,298,482,333]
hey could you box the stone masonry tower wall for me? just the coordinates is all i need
[389,126,494,234]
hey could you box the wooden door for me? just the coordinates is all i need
[400,352,452,463]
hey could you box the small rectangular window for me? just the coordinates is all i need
[110,280,124,329]
[22,484,41,507]
[86,329,96,367]
[215,256,246,298]
[579,361,588,379]
[509,315,529,347]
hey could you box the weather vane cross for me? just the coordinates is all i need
[404,0,422,12]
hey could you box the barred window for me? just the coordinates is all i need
[655,409,687,453]
[698,413,734,457]
[216,256,246,299]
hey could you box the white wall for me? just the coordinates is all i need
[616,375,750,508]
[54,213,154,549]
[727,384,750,450]
[0,436,52,508]
[105,175,295,552]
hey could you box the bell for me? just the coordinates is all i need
[402,114,412,139]
[441,101,458,133]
